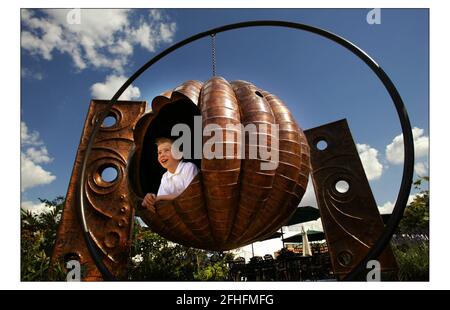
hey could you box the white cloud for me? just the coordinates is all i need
[25,147,53,164]
[149,9,162,21]
[21,153,56,192]
[21,200,55,215]
[159,23,177,42]
[21,9,177,73]
[357,143,383,180]
[91,74,141,100]
[386,127,429,165]
[21,121,42,146]
[378,201,395,214]
[21,67,44,80]
[414,162,428,177]
[109,40,133,55]
[21,122,56,192]
[378,193,424,215]
[130,23,154,51]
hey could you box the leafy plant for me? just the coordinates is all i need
[128,221,233,281]
[21,196,234,281]
[398,177,429,234]
[21,196,66,281]
[393,242,429,281]
[391,177,429,281]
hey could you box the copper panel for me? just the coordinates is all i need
[52,100,146,280]
[304,119,397,279]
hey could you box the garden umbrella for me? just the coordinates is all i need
[285,206,320,226]
[283,230,326,243]
[301,225,312,256]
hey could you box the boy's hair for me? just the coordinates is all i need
[155,137,174,146]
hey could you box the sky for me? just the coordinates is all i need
[20,9,429,257]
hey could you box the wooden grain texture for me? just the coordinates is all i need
[52,100,146,280]
[304,119,397,279]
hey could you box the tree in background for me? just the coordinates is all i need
[21,196,66,281]
[128,220,233,281]
[398,176,429,234]
[392,176,429,281]
[21,196,234,281]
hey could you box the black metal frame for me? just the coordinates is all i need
[78,20,415,281]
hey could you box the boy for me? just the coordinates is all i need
[142,137,199,213]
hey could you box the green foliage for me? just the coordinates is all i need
[21,196,66,281]
[21,196,234,281]
[193,253,234,281]
[393,242,429,281]
[398,177,429,234]
[391,177,429,281]
[128,222,234,281]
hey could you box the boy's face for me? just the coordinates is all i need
[157,142,179,170]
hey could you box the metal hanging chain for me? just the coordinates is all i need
[211,33,216,76]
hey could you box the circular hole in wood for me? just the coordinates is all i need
[316,139,328,151]
[335,180,350,194]
[100,166,118,183]
[102,115,117,128]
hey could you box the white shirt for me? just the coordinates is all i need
[157,161,199,197]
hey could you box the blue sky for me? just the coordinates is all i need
[21,8,429,216]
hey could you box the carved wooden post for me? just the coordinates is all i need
[52,100,146,281]
[304,119,397,280]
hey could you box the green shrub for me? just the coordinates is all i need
[128,223,233,281]
[21,197,66,281]
[392,242,429,281]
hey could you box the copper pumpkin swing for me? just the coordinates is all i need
[133,77,310,250]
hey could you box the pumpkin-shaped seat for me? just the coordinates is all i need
[132,77,310,250]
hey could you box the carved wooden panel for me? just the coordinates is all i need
[304,119,397,279]
[52,100,146,280]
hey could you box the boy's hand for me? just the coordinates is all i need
[142,193,156,213]
[155,194,177,202]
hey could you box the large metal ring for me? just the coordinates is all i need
[78,20,414,281]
